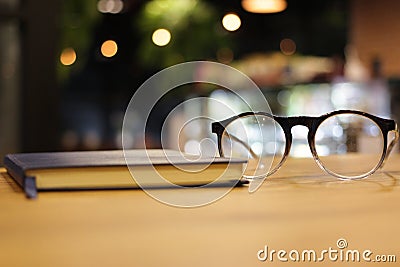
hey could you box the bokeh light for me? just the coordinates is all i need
[97,0,124,14]
[222,13,241,32]
[242,0,287,13]
[101,40,118,57]
[152,28,171,46]
[280,38,296,55]
[60,48,77,66]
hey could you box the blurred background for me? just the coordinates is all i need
[1,0,400,161]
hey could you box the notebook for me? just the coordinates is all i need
[3,149,246,198]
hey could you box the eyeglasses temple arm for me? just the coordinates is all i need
[381,125,399,168]
[223,132,260,159]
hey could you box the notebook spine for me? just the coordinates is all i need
[3,155,38,199]
[24,176,38,199]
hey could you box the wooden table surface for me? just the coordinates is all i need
[1,154,400,267]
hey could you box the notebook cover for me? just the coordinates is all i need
[3,149,246,198]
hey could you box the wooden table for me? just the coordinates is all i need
[1,155,400,266]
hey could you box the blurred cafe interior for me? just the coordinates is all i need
[1,0,400,161]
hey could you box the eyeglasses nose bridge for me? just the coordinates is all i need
[282,116,316,128]
[282,116,318,135]
[278,116,319,155]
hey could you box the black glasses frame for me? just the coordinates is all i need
[212,110,399,180]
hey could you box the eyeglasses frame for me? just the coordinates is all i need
[212,110,399,180]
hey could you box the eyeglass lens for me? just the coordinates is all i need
[220,113,385,179]
[314,113,384,178]
[221,114,286,179]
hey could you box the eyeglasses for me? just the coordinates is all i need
[212,110,399,180]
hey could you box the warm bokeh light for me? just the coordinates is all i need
[222,13,241,32]
[152,28,171,46]
[242,0,287,13]
[60,48,76,66]
[280,38,296,55]
[101,40,118,57]
[97,0,124,14]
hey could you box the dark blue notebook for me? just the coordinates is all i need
[4,149,246,198]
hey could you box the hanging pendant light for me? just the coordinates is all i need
[242,0,287,13]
